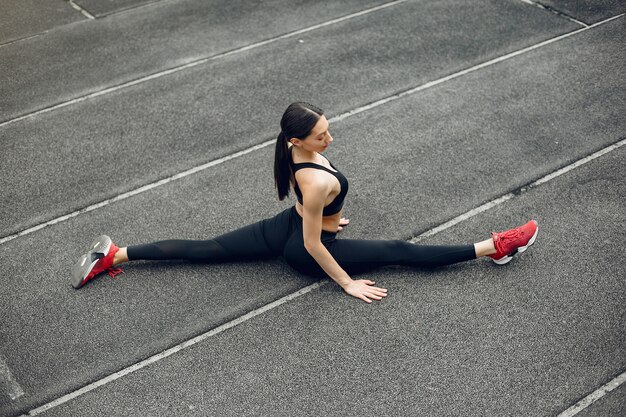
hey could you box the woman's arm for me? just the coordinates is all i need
[300,177,387,303]
[301,179,352,286]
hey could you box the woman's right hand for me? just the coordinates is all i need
[342,279,388,303]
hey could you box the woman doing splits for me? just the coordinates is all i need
[72,102,538,303]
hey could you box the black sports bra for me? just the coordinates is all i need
[289,146,349,216]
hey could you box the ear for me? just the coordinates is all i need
[289,138,300,147]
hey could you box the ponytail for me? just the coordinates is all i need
[273,102,324,201]
[274,131,292,200]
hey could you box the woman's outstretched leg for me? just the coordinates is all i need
[326,240,478,276]
[72,208,295,289]
[124,239,230,262]
[327,219,538,275]
[72,237,231,289]
[284,220,538,278]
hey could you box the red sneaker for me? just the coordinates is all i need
[489,220,538,265]
[71,235,123,289]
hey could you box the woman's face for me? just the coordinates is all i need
[292,115,333,152]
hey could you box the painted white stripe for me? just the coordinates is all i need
[411,138,626,242]
[0,0,407,128]
[558,370,626,417]
[0,356,25,401]
[1,13,623,247]
[0,33,42,49]
[68,0,96,20]
[410,193,515,242]
[0,140,275,246]
[530,140,626,187]
[26,280,328,415]
[332,13,622,123]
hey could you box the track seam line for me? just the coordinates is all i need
[0,0,407,128]
[557,370,626,416]
[518,0,589,27]
[1,12,622,247]
[97,0,165,18]
[21,134,626,417]
[0,0,95,50]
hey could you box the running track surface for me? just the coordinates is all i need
[1,1,624,416]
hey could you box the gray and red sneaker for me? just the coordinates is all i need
[489,220,539,265]
[71,235,123,289]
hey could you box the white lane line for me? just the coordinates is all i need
[68,0,96,20]
[25,280,328,415]
[410,138,626,242]
[0,140,275,246]
[0,0,407,128]
[23,131,626,416]
[532,140,626,187]
[332,13,622,123]
[557,370,626,417]
[519,0,589,27]
[0,33,43,49]
[0,355,25,400]
[410,194,515,242]
[0,12,623,246]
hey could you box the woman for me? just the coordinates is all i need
[72,102,538,303]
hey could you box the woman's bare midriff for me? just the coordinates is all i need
[295,202,342,233]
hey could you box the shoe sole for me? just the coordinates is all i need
[492,221,539,265]
[71,235,112,289]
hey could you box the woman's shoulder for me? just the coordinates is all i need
[295,162,334,184]
[294,166,330,182]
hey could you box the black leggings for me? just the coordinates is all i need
[127,207,476,278]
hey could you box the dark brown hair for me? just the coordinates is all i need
[273,102,324,200]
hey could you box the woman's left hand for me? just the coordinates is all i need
[337,218,350,232]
